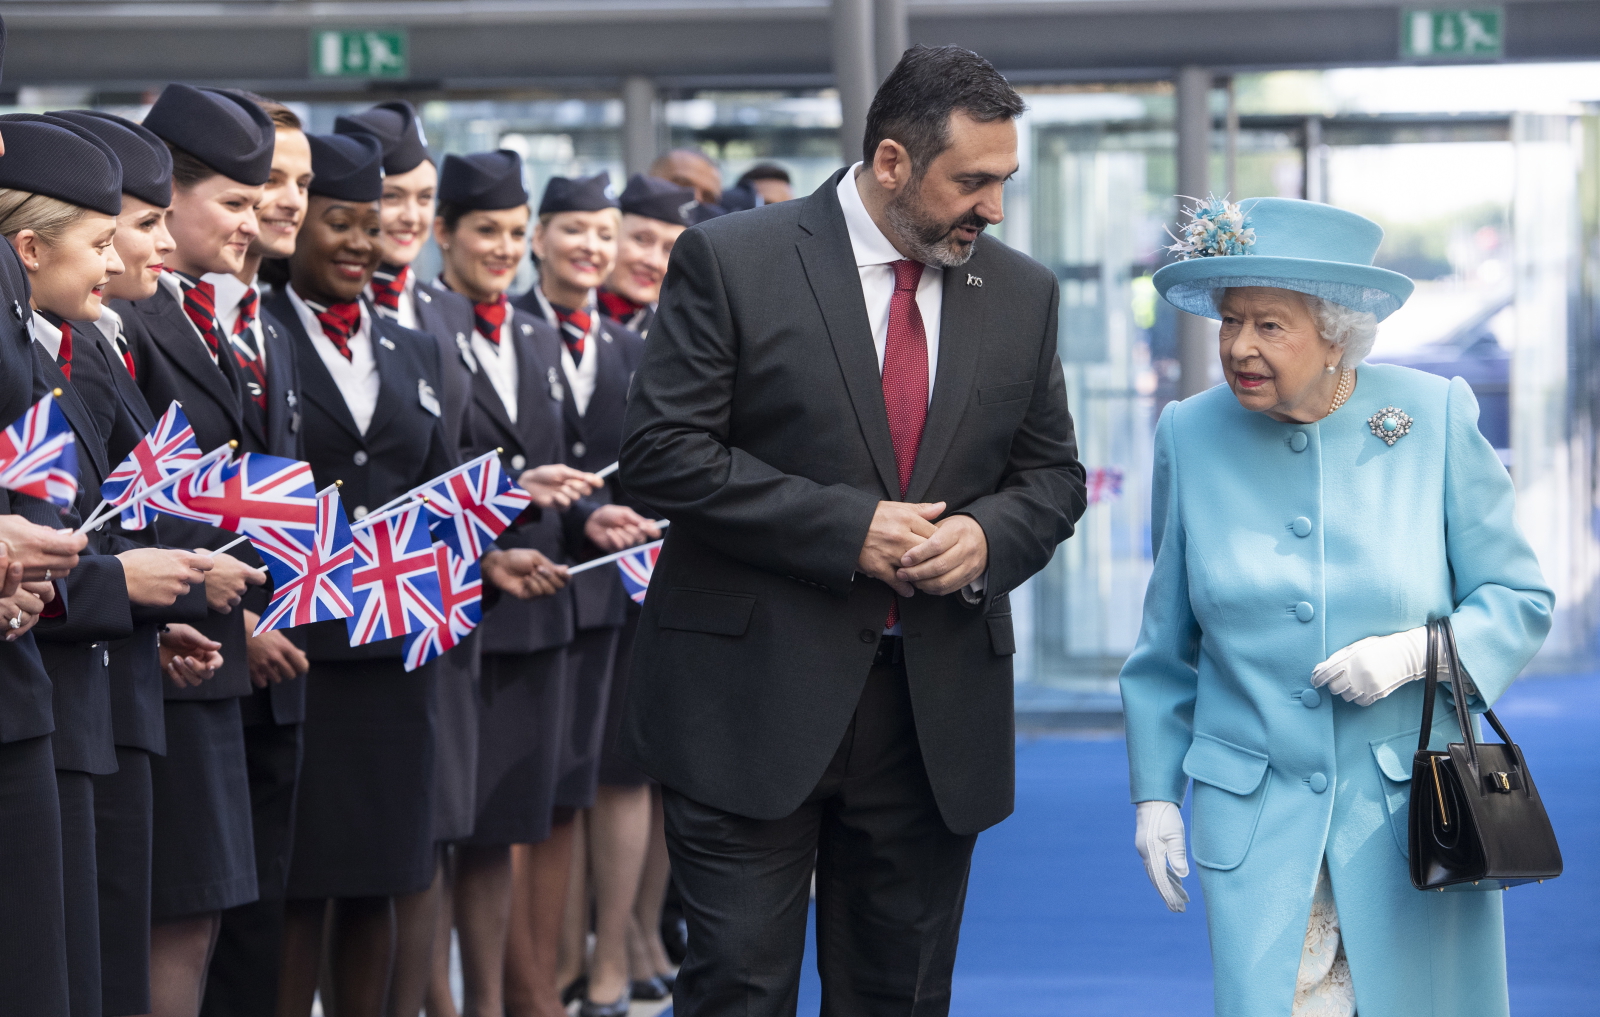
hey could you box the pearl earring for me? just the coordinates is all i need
[1325,364,1337,374]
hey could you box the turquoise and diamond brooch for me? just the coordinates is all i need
[1368,406,1413,446]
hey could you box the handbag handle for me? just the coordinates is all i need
[1416,618,1516,776]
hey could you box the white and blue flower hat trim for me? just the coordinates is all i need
[1152,196,1415,322]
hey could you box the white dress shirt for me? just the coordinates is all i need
[96,305,128,364]
[837,163,942,402]
[288,286,381,434]
[837,165,985,615]
[31,311,64,361]
[530,285,600,416]
[472,315,519,424]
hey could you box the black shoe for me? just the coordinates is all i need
[561,975,589,1006]
[578,989,632,1017]
[631,976,669,1001]
[657,970,677,993]
[663,916,688,966]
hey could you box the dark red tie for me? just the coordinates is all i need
[371,264,408,316]
[229,287,267,408]
[882,259,928,626]
[56,320,73,381]
[474,295,509,345]
[555,305,590,360]
[175,273,227,358]
[110,326,136,379]
[310,300,361,361]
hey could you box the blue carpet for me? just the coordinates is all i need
[667,672,1599,1016]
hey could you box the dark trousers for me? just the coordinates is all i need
[201,721,302,1017]
[663,659,978,1017]
[93,747,154,1017]
[0,735,69,1017]
[58,769,102,1017]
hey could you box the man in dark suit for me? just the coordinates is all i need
[619,46,1086,1016]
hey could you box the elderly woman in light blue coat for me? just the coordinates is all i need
[1120,196,1552,1017]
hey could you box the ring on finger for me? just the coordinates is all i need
[43,569,51,581]
[8,613,19,629]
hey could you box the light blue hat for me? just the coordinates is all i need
[1152,197,1414,321]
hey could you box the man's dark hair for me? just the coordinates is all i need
[737,162,790,185]
[862,45,1024,172]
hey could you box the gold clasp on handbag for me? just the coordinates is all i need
[1493,771,1511,791]
[1429,754,1451,828]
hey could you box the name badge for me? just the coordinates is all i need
[379,336,397,351]
[418,378,442,417]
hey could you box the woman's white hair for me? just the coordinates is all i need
[1211,288,1378,369]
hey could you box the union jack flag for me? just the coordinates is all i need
[422,453,532,561]
[147,452,317,538]
[347,504,445,646]
[616,540,663,605]
[0,392,78,507]
[402,543,484,670]
[101,401,202,529]
[253,486,357,634]
[1085,466,1124,506]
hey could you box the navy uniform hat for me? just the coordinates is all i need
[618,173,700,228]
[439,150,527,211]
[143,83,275,186]
[307,133,383,203]
[334,101,432,177]
[50,110,173,208]
[0,113,122,216]
[538,171,616,216]
[686,201,727,226]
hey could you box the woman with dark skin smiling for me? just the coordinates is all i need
[266,134,559,1017]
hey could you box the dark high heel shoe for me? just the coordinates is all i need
[561,975,589,1006]
[578,988,633,1017]
[657,970,677,993]
[630,975,669,1001]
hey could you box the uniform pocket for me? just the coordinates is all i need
[986,614,1015,655]
[656,588,757,637]
[1183,733,1271,871]
[979,381,1033,404]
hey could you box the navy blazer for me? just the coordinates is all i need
[69,326,207,753]
[460,307,578,656]
[31,342,134,775]
[409,280,477,457]
[112,287,253,701]
[263,288,456,662]
[0,238,55,744]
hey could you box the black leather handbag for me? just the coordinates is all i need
[1408,618,1562,891]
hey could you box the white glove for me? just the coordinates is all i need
[1311,625,1427,706]
[1134,800,1189,913]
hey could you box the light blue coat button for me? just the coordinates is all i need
[1309,772,1329,793]
[1290,431,1309,452]
[1294,601,1315,622]
[1292,516,1313,537]
[1300,687,1321,708]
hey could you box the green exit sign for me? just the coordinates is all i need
[1401,8,1504,59]
[311,28,408,78]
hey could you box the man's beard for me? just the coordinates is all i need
[883,179,988,267]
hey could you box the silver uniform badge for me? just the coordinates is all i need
[548,366,564,402]
[966,274,983,287]
[418,378,442,417]
[455,333,478,373]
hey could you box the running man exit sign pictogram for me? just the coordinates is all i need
[1401,9,1504,59]
[311,29,409,78]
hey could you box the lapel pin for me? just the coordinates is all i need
[521,323,533,336]
[379,336,396,350]
[11,300,23,321]
[418,290,431,303]
[966,274,983,287]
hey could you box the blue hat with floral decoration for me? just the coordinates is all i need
[1152,196,1414,321]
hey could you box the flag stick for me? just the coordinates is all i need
[565,522,669,574]
[594,461,619,480]
[350,493,431,533]
[76,441,235,535]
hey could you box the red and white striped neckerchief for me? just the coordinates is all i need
[370,263,409,317]
[530,286,598,363]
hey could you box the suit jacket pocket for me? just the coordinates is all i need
[979,381,1033,405]
[658,588,757,637]
[986,614,1015,655]
[1183,733,1270,871]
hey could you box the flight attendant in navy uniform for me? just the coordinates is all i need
[48,108,222,1017]
[2,112,216,1017]
[596,173,710,340]
[194,94,315,1017]
[334,103,483,1017]
[0,46,95,1017]
[506,170,660,1017]
[114,83,275,1012]
[260,132,453,1017]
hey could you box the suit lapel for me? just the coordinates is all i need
[143,292,242,432]
[33,344,108,492]
[363,319,408,439]
[267,293,364,443]
[469,343,519,451]
[794,172,900,499]
[904,253,988,503]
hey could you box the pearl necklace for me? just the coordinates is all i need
[1327,368,1354,416]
